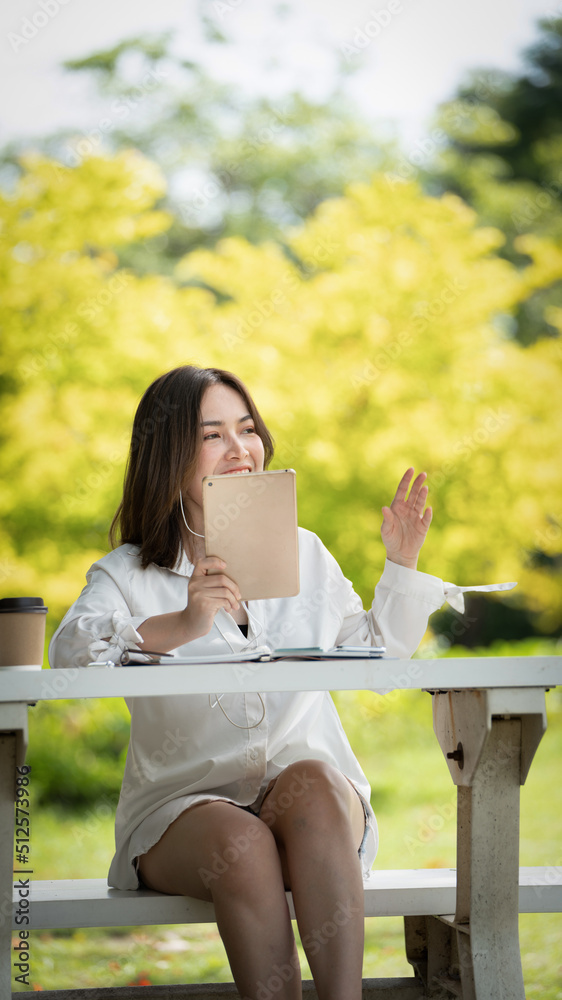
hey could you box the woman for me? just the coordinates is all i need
[50,364,486,999]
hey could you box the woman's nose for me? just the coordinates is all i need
[225,433,249,457]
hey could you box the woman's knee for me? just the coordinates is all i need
[197,810,282,898]
[140,803,280,899]
[261,759,355,828]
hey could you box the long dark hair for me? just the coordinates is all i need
[110,366,275,568]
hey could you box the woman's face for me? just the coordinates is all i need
[185,383,265,512]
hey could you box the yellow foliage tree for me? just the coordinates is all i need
[180,178,562,631]
[1,156,561,634]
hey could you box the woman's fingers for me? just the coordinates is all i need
[405,472,426,504]
[392,467,415,504]
[200,580,241,611]
[194,578,241,604]
[190,559,241,610]
[191,556,227,577]
[181,559,242,638]
[422,505,433,528]
[392,470,429,512]
[411,483,429,513]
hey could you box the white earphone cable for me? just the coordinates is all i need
[179,491,205,538]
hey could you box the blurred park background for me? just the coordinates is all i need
[1,0,561,993]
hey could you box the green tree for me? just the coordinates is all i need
[414,16,562,346]
[3,32,393,276]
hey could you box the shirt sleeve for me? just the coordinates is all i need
[49,558,146,669]
[335,558,517,660]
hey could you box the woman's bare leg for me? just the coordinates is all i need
[139,801,301,1000]
[260,760,366,1000]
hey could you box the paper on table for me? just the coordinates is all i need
[88,645,387,667]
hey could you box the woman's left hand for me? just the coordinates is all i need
[381,468,432,570]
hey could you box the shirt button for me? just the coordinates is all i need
[250,750,258,760]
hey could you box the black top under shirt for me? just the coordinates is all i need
[237,623,248,638]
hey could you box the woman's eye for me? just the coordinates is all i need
[203,427,254,440]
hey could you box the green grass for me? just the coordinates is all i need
[12,640,562,994]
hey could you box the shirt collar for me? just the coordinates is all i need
[125,545,194,577]
[170,546,194,576]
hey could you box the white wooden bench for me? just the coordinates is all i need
[18,867,562,929]
[12,866,562,999]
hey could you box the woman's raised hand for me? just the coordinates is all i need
[183,557,242,639]
[381,468,432,570]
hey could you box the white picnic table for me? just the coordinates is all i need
[1,654,561,999]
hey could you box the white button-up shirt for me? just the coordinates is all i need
[49,528,508,888]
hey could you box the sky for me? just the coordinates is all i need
[0,0,559,149]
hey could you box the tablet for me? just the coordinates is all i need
[202,469,299,601]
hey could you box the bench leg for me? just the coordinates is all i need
[414,711,528,1000]
[452,718,525,1000]
[404,914,461,997]
[0,734,17,1000]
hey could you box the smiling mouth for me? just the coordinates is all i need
[222,468,251,475]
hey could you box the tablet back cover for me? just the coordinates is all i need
[203,469,299,600]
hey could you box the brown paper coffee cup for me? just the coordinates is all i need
[0,597,48,669]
